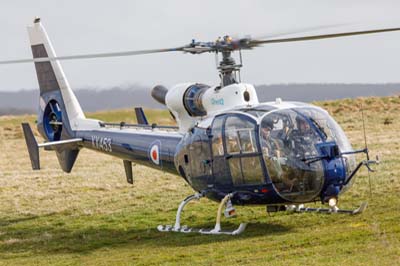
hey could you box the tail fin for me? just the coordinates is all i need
[28,18,85,132]
[21,123,40,170]
[27,18,83,172]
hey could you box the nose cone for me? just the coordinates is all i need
[320,155,348,202]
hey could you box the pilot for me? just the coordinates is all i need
[260,119,284,187]
[288,116,313,158]
[260,121,272,158]
[282,116,316,192]
[261,120,273,145]
[298,116,311,135]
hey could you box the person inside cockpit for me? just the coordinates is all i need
[283,115,318,192]
[288,116,314,158]
[260,119,274,155]
[261,119,287,187]
[298,116,312,134]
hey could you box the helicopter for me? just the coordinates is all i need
[1,18,397,235]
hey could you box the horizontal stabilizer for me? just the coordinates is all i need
[37,138,83,148]
[21,122,83,170]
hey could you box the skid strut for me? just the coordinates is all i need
[157,193,203,233]
[157,193,247,235]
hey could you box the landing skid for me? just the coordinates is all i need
[157,223,247,235]
[157,193,247,235]
[290,202,368,215]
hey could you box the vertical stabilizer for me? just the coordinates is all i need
[27,17,83,173]
[28,18,85,131]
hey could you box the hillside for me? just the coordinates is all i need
[0,96,399,265]
[0,83,399,115]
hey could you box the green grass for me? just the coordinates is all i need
[0,97,399,265]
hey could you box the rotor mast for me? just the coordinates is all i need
[217,49,243,87]
[215,36,243,87]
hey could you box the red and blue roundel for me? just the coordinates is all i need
[148,140,162,166]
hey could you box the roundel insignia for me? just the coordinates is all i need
[150,145,159,165]
[148,140,161,166]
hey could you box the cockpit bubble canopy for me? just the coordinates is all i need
[259,106,356,202]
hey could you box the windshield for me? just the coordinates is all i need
[260,107,355,202]
[298,107,357,181]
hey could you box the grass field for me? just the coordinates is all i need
[0,96,399,265]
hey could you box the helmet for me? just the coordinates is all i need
[296,116,310,132]
[262,119,273,130]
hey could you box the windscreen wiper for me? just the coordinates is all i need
[301,155,329,165]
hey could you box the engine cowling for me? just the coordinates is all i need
[151,82,259,131]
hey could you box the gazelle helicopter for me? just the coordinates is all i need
[1,17,398,235]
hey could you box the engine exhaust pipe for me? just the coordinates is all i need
[151,85,168,105]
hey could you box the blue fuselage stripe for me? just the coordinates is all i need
[76,129,183,174]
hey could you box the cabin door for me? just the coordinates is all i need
[188,131,212,179]
[210,116,232,186]
[223,114,265,187]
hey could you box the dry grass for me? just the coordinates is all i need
[0,98,399,265]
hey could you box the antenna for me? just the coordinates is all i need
[360,103,372,197]
[361,103,369,160]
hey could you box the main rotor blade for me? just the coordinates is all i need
[252,27,400,45]
[0,46,185,65]
[2,24,400,65]
[252,23,351,41]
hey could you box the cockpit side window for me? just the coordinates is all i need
[225,116,258,155]
[224,115,264,186]
[211,115,231,186]
[211,116,224,156]
[225,128,240,154]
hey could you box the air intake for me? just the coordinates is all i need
[183,84,209,117]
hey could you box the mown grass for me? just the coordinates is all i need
[0,97,399,265]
